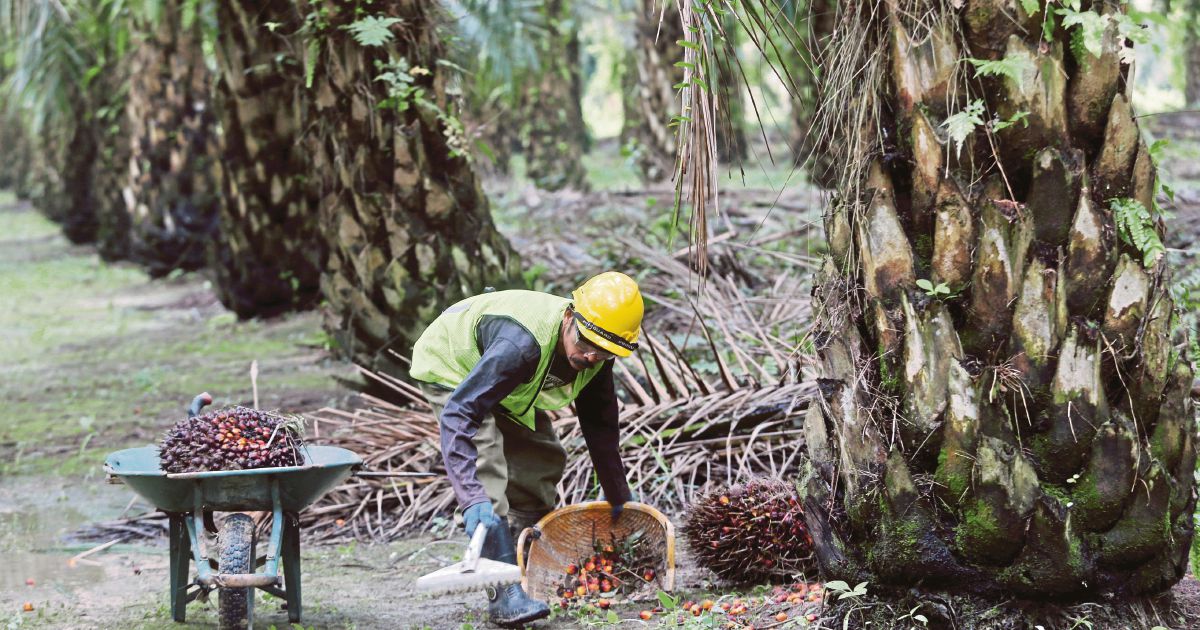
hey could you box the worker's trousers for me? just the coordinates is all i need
[420,384,567,532]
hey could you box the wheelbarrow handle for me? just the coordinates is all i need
[188,392,214,418]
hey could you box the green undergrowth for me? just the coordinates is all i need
[0,201,353,476]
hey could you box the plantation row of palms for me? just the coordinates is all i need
[2,0,1198,608]
[1,0,803,372]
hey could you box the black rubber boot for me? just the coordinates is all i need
[506,508,548,542]
[482,518,550,627]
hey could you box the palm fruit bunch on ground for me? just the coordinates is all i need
[158,406,305,473]
[553,531,660,609]
[682,478,815,583]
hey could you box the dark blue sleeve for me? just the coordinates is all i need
[439,317,541,509]
[574,361,632,505]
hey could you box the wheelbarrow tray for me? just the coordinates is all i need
[104,445,360,513]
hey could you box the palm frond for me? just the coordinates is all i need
[444,0,548,104]
[671,1,832,269]
[0,0,133,133]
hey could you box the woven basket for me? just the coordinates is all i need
[516,501,675,602]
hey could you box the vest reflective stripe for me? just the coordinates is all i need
[410,290,605,430]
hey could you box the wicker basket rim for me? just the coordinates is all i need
[516,501,677,593]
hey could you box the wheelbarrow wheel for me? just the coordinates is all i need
[218,513,256,630]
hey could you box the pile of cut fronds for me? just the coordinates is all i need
[302,339,814,542]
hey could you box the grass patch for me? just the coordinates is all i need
[0,207,352,476]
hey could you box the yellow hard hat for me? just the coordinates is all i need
[571,271,644,358]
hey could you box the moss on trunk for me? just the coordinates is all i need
[803,0,1196,600]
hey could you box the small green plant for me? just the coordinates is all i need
[335,540,357,558]
[992,110,1030,132]
[1056,1,1146,64]
[941,99,985,158]
[375,58,434,114]
[825,580,869,601]
[1066,613,1093,629]
[967,55,1033,85]
[897,604,929,628]
[916,278,952,299]
[522,263,548,290]
[1110,198,1165,268]
[343,16,402,47]
[549,601,621,627]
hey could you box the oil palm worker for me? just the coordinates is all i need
[410,271,643,627]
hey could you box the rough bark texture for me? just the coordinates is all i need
[209,0,323,318]
[93,65,133,262]
[0,99,30,194]
[624,0,684,182]
[125,1,221,277]
[1187,0,1200,106]
[44,103,101,244]
[521,0,589,191]
[804,0,1196,600]
[300,1,521,377]
[25,127,63,210]
[470,99,517,176]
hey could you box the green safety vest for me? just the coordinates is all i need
[410,290,606,430]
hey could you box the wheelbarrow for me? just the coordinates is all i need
[104,394,361,629]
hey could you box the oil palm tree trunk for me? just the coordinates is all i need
[125,0,220,277]
[1186,0,1200,105]
[0,73,26,193]
[522,0,589,190]
[209,0,322,318]
[803,0,1195,599]
[39,101,101,244]
[626,0,684,182]
[300,1,521,377]
[0,117,26,193]
[93,64,133,262]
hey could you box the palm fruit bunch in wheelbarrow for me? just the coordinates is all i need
[552,530,660,609]
[682,478,815,582]
[158,405,306,473]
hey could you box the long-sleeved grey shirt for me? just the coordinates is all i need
[437,316,631,510]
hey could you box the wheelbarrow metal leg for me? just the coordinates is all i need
[169,513,190,622]
[185,484,215,583]
[263,479,284,578]
[283,511,301,623]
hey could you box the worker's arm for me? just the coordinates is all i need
[439,317,540,510]
[574,362,632,506]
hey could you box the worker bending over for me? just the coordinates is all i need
[411,271,643,626]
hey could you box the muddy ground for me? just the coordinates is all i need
[3,129,1200,629]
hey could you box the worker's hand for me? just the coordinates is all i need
[463,501,499,536]
[608,491,637,524]
[610,501,626,523]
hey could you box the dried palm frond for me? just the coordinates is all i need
[302,339,815,543]
[301,179,821,541]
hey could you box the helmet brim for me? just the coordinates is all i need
[576,322,635,358]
